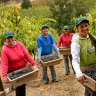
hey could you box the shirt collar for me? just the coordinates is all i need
[63,32,69,36]
[79,34,89,40]
[42,33,49,38]
[5,41,17,46]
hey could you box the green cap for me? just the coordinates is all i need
[4,31,14,38]
[42,24,49,30]
[75,17,89,26]
[64,25,69,30]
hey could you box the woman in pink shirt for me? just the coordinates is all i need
[57,25,74,75]
[1,31,37,96]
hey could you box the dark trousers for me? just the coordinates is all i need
[16,84,25,96]
[8,70,26,96]
[85,87,96,96]
[42,65,56,82]
[63,55,72,74]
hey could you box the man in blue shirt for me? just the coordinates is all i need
[37,25,60,84]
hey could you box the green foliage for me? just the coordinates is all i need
[16,17,57,51]
[84,0,96,10]
[0,4,58,53]
[0,4,21,50]
[0,0,2,3]
[21,0,32,9]
[49,0,96,35]
[20,6,52,18]
[49,27,58,43]
[87,9,96,35]
[72,9,96,36]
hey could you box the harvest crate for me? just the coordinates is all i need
[40,54,62,67]
[7,66,38,88]
[59,47,71,55]
[82,65,96,91]
[83,74,96,91]
[0,91,6,96]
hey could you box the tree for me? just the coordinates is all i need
[87,9,96,35]
[0,0,3,3]
[0,5,58,56]
[49,0,96,35]
[21,0,32,9]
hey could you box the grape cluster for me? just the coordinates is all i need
[83,68,96,80]
[9,67,33,80]
[41,56,59,62]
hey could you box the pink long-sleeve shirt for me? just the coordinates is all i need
[57,33,73,47]
[1,41,36,78]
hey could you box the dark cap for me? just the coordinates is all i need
[75,17,89,26]
[4,31,14,38]
[42,24,49,30]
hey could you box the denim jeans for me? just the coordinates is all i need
[85,87,96,96]
[42,65,56,83]
[63,55,72,74]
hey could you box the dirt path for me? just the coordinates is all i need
[6,61,85,96]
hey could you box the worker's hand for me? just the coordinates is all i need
[38,59,42,64]
[26,63,31,67]
[57,47,59,50]
[57,54,61,58]
[33,66,38,70]
[77,75,87,83]
[2,77,10,83]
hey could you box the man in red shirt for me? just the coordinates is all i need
[57,25,73,75]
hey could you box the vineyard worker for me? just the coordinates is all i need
[57,25,74,75]
[37,25,60,84]
[1,31,37,96]
[71,17,96,96]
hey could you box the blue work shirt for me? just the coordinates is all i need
[37,34,55,56]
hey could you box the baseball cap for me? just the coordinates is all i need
[75,17,89,26]
[42,24,49,30]
[64,25,69,30]
[4,31,14,38]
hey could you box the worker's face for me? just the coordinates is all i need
[63,29,70,34]
[5,36,15,46]
[76,22,89,38]
[42,28,48,36]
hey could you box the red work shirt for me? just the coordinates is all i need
[57,33,74,47]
